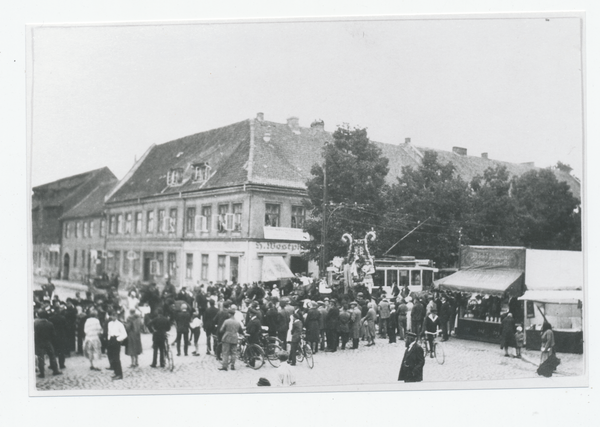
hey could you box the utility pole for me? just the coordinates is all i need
[321,162,327,275]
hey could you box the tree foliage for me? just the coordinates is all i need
[303,125,389,265]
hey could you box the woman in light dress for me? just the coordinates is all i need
[83,310,103,371]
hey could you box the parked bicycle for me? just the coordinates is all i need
[294,333,314,369]
[237,334,265,370]
[259,332,284,368]
[420,330,445,365]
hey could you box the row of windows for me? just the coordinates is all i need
[64,219,105,239]
[64,203,307,240]
[104,250,236,283]
[33,251,60,268]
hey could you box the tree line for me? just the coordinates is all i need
[302,125,581,269]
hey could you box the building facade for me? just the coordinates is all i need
[32,167,117,279]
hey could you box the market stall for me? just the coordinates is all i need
[518,249,583,354]
[434,246,526,343]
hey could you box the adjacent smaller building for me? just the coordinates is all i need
[32,167,117,279]
[59,177,118,281]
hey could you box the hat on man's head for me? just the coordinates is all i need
[323,297,329,301]
[349,301,358,306]
[228,308,236,315]
[257,377,271,387]
[406,331,417,339]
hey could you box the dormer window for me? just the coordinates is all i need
[193,163,211,183]
[167,168,183,186]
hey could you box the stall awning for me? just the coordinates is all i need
[518,290,583,304]
[261,256,295,282]
[434,268,524,296]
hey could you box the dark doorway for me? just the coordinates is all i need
[63,253,70,280]
[230,256,239,284]
[290,256,308,275]
[143,255,152,282]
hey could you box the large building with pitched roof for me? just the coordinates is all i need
[31,167,117,279]
[102,113,580,289]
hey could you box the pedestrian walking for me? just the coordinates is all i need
[219,308,243,371]
[338,304,351,350]
[397,298,408,341]
[203,299,218,355]
[500,312,517,357]
[349,301,362,349]
[288,313,303,366]
[190,310,202,356]
[304,301,321,353]
[515,325,524,358]
[175,303,191,356]
[362,302,377,346]
[540,321,556,364]
[398,332,425,383]
[378,298,391,338]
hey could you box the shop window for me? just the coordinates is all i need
[158,210,166,233]
[167,252,177,279]
[186,253,193,279]
[135,212,142,234]
[201,254,209,280]
[265,204,280,227]
[217,255,226,282]
[114,251,121,275]
[186,207,196,233]
[291,206,305,229]
[230,256,239,283]
[125,213,132,234]
[233,203,242,232]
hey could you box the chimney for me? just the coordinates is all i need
[452,146,467,156]
[310,119,324,131]
[405,137,411,145]
[481,152,488,159]
[287,116,300,134]
[256,112,264,122]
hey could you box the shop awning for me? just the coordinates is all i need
[518,290,583,305]
[261,256,295,282]
[434,268,524,296]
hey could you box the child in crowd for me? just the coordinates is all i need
[277,352,296,386]
[515,325,524,358]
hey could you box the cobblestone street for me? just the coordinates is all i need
[34,326,585,393]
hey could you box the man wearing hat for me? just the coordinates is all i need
[398,331,425,383]
[378,297,391,339]
[219,308,243,371]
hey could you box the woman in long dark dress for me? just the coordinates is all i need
[125,309,143,367]
[500,312,516,357]
[304,302,321,353]
[540,321,556,364]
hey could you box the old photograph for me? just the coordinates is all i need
[27,14,586,396]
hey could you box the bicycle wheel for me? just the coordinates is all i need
[303,344,314,369]
[434,342,445,365]
[165,341,175,372]
[295,344,305,363]
[266,344,283,368]
[246,344,265,370]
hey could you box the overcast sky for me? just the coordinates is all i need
[29,16,584,187]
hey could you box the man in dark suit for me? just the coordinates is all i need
[398,332,425,383]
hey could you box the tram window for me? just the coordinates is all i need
[374,270,384,288]
[411,270,421,287]
[399,270,409,287]
[386,270,397,288]
[422,270,433,289]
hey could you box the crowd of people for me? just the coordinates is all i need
[34,276,465,382]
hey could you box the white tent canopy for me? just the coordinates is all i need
[525,249,583,291]
[518,290,583,304]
